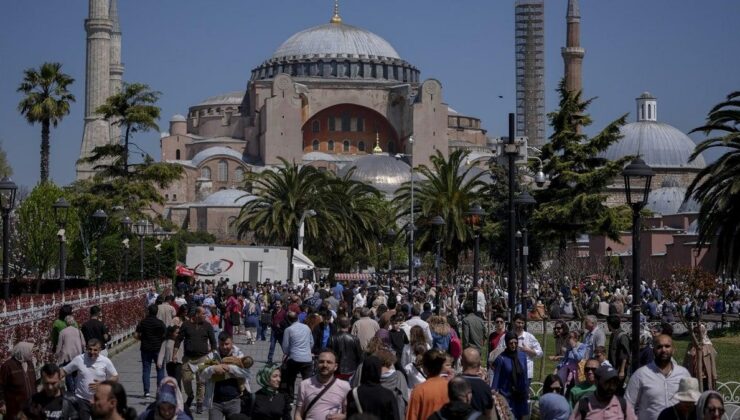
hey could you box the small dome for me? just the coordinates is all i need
[196,91,244,106]
[603,122,705,169]
[191,147,245,166]
[170,114,186,122]
[459,165,495,185]
[272,22,400,60]
[338,154,411,195]
[646,186,688,215]
[678,196,700,214]
[201,189,253,207]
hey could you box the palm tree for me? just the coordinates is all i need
[93,82,160,178]
[686,91,740,273]
[17,62,75,183]
[235,159,328,246]
[395,149,489,269]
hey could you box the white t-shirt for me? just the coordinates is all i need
[63,353,118,402]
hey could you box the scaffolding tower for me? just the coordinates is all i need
[515,0,545,148]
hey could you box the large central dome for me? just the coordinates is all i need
[272,22,401,60]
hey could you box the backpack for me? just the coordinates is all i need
[578,395,627,419]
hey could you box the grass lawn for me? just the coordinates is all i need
[486,333,740,383]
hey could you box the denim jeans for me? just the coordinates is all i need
[141,349,164,394]
[267,330,281,363]
[257,322,267,341]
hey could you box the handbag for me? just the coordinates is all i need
[352,387,363,413]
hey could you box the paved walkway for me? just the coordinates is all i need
[112,330,283,420]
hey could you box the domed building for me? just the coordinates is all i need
[156,5,493,237]
[603,92,705,206]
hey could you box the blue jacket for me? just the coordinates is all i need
[491,351,530,418]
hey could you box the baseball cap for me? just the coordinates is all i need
[595,366,618,384]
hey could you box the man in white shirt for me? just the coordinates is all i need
[583,315,606,360]
[475,287,486,314]
[61,339,118,420]
[512,314,543,380]
[353,288,367,309]
[625,334,690,420]
[406,306,433,345]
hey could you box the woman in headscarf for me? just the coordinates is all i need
[138,376,191,420]
[346,355,400,420]
[0,341,37,420]
[695,390,724,420]
[491,332,529,419]
[247,364,291,420]
[684,323,718,391]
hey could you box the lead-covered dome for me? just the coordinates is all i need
[338,154,411,195]
[272,23,400,61]
[602,93,705,169]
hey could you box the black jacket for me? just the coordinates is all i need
[327,331,363,375]
[311,322,337,355]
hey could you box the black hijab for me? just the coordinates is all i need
[503,331,524,398]
[360,355,383,386]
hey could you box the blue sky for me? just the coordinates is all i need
[1,0,738,189]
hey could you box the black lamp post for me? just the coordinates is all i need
[133,220,152,281]
[0,177,17,300]
[386,228,396,277]
[430,215,446,313]
[466,203,486,287]
[406,223,415,303]
[121,217,132,282]
[514,191,537,330]
[92,209,108,288]
[505,113,518,324]
[52,198,71,293]
[622,157,654,374]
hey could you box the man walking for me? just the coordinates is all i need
[201,333,252,419]
[571,366,637,419]
[582,315,606,360]
[31,363,80,419]
[174,305,217,414]
[282,311,314,401]
[327,316,363,380]
[267,299,287,364]
[461,302,485,351]
[606,315,630,389]
[295,349,350,420]
[351,307,380,350]
[625,334,690,420]
[135,304,166,399]
[61,339,118,420]
[459,348,492,417]
[81,306,110,356]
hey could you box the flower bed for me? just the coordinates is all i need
[0,279,169,364]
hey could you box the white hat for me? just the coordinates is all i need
[675,377,701,403]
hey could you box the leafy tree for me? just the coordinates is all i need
[533,80,632,249]
[395,149,489,269]
[686,91,740,274]
[16,182,79,293]
[17,62,75,183]
[0,141,12,177]
[75,82,182,214]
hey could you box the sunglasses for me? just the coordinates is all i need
[585,367,598,372]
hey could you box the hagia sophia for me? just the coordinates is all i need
[75,0,714,276]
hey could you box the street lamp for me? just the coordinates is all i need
[466,203,486,287]
[121,217,132,282]
[0,177,17,300]
[52,198,71,293]
[430,215,445,313]
[514,190,537,330]
[133,219,153,281]
[91,209,108,288]
[298,209,316,254]
[622,157,654,374]
[153,229,173,278]
[505,113,518,323]
[408,136,416,303]
[386,228,396,275]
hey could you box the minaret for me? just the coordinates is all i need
[636,92,658,122]
[561,0,585,94]
[77,0,113,180]
[108,0,124,144]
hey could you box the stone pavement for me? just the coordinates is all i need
[111,330,283,420]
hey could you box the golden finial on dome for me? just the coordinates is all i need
[330,0,342,24]
[373,132,383,154]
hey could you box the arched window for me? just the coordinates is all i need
[312,139,319,151]
[201,166,211,179]
[165,194,169,201]
[312,120,320,133]
[343,140,350,152]
[328,140,334,151]
[388,141,396,154]
[234,167,244,182]
[218,160,228,182]
[175,149,181,160]
[173,194,177,201]
[358,141,365,152]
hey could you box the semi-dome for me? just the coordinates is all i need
[338,154,411,195]
[272,22,400,60]
[646,185,688,215]
[678,196,700,214]
[200,189,253,207]
[602,93,705,169]
[191,147,245,166]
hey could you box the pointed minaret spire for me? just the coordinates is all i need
[561,0,585,94]
[330,0,342,24]
[373,132,383,154]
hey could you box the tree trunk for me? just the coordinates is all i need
[124,125,131,179]
[40,119,50,183]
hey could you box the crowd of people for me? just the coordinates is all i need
[0,273,735,420]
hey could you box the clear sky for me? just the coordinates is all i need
[1,0,738,189]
